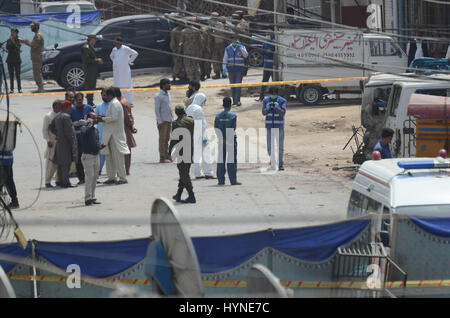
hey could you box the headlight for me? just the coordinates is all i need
[44,50,60,60]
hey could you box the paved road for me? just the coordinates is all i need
[2,79,352,242]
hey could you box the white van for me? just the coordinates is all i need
[277,30,408,105]
[359,72,436,160]
[347,157,450,245]
[384,77,450,157]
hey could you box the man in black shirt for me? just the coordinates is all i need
[80,112,103,206]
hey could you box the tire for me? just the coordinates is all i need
[248,49,264,67]
[60,62,85,90]
[299,85,322,106]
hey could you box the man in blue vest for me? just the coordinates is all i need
[214,97,241,185]
[262,87,287,171]
[71,92,93,185]
[223,36,248,106]
[0,150,19,209]
[257,35,275,101]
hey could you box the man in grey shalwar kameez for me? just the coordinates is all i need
[49,100,77,188]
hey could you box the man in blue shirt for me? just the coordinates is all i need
[257,35,275,101]
[0,150,19,209]
[71,92,93,184]
[373,128,394,159]
[223,37,248,106]
[214,97,241,185]
[94,88,109,174]
[262,87,287,171]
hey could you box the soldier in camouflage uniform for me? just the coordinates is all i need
[20,21,45,92]
[180,24,202,82]
[199,23,212,81]
[170,24,186,84]
[235,11,250,47]
[82,35,103,105]
[210,12,228,79]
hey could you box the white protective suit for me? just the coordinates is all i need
[110,44,138,105]
[186,93,213,178]
[101,97,130,181]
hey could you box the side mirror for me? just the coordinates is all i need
[54,43,58,49]
[96,34,103,41]
[379,231,390,247]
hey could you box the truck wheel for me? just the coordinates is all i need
[299,85,322,106]
[248,49,264,67]
[60,62,85,90]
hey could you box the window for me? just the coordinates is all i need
[388,85,402,117]
[381,206,391,232]
[128,20,166,42]
[361,195,381,214]
[348,190,363,217]
[347,190,382,217]
[415,88,448,97]
[100,24,124,40]
[369,39,400,57]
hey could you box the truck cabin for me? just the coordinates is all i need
[347,157,450,246]
[384,78,450,157]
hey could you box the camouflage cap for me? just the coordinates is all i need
[87,34,97,40]
[235,10,244,15]
[211,12,220,17]
[175,105,186,114]
[231,13,240,18]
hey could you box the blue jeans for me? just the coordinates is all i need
[267,128,284,167]
[228,70,244,104]
[99,154,106,173]
[217,142,237,184]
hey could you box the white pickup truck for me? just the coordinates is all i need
[276,29,408,105]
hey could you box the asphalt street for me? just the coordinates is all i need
[2,79,352,242]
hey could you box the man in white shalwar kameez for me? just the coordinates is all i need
[186,93,214,179]
[110,38,138,106]
[98,87,130,184]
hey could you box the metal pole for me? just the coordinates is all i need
[273,0,279,81]
[330,0,335,25]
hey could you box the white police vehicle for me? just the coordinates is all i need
[347,155,450,246]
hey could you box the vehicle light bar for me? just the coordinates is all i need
[397,160,450,169]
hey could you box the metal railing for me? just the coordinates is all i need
[332,242,408,298]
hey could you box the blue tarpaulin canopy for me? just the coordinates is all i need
[192,219,370,274]
[35,238,151,278]
[0,242,32,273]
[0,11,103,26]
[410,216,450,238]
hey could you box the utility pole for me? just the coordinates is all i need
[273,0,279,81]
[273,0,286,81]
[330,0,336,27]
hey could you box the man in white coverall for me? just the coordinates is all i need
[110,37,138,105]
[185,93,215,179]
[98,87,130,184]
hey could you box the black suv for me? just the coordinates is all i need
[42,14,173,90]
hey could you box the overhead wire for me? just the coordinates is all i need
[0,0,444,79]
[202,0,450,44]
[131,0,450,78]
[0,2,448,84]
[93,0,450,79]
